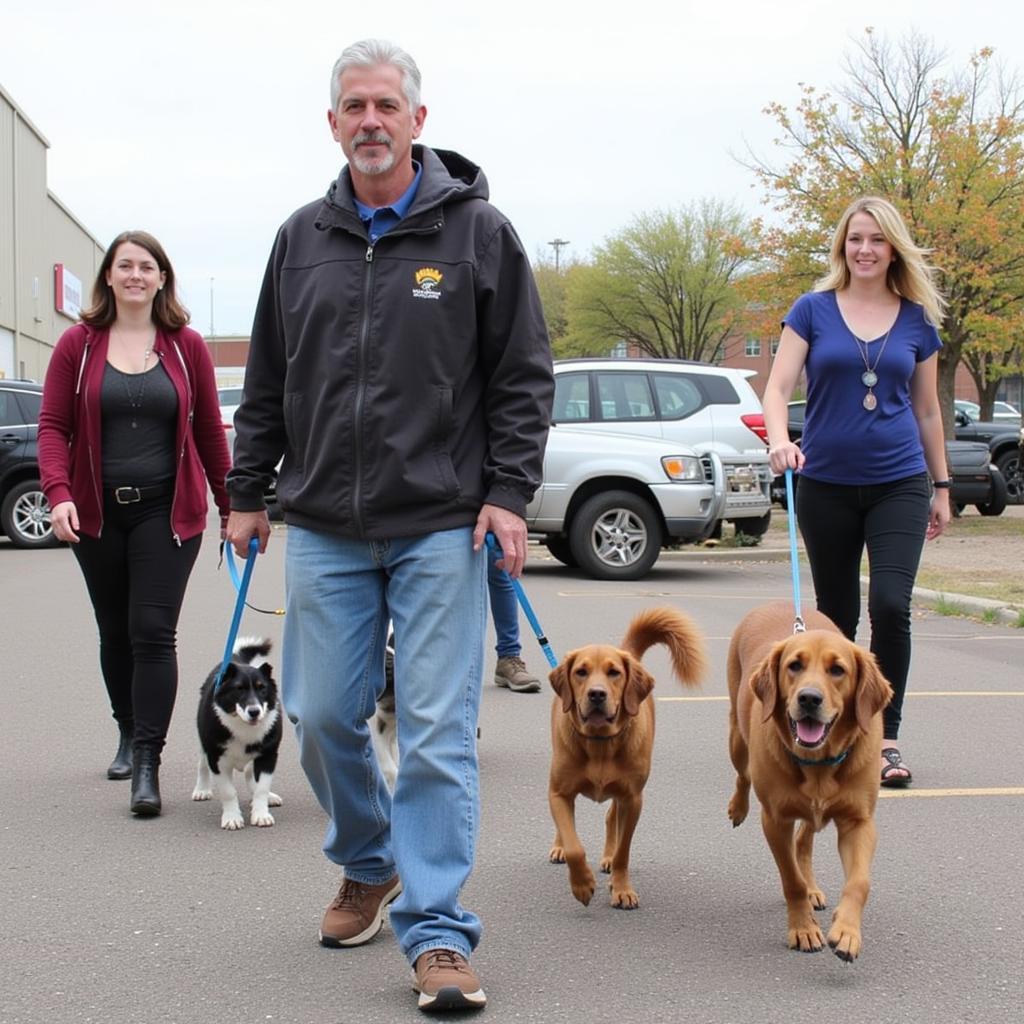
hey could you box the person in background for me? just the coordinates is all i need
[488,560,541,693]
[762,195,950,789]
[224,39,552,1013]
[39,230,230,817]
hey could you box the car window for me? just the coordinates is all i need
[553,373,591,421]
[0,390,18,427]
[652,373,703,420]
[595,372,656,421]
[218,388,243,406]
[14,391,42,423]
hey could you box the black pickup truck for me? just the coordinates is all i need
[953,411,1023,504]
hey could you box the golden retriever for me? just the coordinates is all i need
[548,606,707,909]
[726,602,893,961]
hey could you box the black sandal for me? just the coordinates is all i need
[880,747,912,788]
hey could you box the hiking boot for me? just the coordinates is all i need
[412,949,487,1012]
[319,876,402,947]
[493,655,541,693]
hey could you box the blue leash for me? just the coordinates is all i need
[784,468,806,633]
[223,539,285,616]
[215,536,260,691]
[485,533,558,669]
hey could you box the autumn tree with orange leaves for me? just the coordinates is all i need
[742,29,1024,429]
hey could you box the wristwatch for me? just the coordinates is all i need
[932,480,951,489]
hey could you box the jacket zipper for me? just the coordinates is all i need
[168,340,193,547]
[350,244,376,536]
[77,342,106,538]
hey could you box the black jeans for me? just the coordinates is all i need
[795,473,931,741]
[73,495,201,749]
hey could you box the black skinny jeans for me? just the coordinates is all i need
[795,472,932,741]
[72,495,201,749]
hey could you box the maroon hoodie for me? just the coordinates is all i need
[39,323,231,542]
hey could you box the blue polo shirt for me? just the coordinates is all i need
[353,161,422,242]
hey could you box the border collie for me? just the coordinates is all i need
[192,637,282,830]
[370,632,399,792]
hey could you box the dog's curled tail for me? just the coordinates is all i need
[622,607,707,688]
[234,636,273,666]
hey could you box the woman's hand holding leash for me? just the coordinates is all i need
[768,441,804,476]
[225,509,271,558]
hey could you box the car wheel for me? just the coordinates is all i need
[733,511,771,539]
[995,449,1022,504]
[977,468,1008,517]
[544,535,578,567]
[0,479,60,548]
[569,490,661,581]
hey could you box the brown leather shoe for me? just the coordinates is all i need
[319,876,401,947]
[412,949,486,1011]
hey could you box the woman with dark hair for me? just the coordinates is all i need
[39,230,231,817]
[762,197,951,788]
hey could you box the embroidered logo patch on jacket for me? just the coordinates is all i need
[412,267,443,300]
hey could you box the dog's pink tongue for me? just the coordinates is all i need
[796,719,826,746]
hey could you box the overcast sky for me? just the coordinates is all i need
[3,0,1022,336]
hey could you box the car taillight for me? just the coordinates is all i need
[741,413,768,445]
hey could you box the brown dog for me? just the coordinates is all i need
[548,606,707,909]
[726,602,893,961]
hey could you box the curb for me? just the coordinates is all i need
[660,545,1022,626]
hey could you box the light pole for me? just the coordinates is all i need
[548,238,570,273]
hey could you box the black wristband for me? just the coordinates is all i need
[932,480,951,489]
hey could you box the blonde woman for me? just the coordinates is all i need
[763,196,950,788]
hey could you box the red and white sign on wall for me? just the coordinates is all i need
[54,264,83,319]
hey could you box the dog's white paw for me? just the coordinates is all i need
[221,814,245,830]
[191,788,213,802]
[250,810,276,827]
[268,792,282,807]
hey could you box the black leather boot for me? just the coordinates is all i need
[130,746,162,817]
[107,723,134,780]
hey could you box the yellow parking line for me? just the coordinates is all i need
[879,787,1024,798]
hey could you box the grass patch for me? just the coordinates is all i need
[932,594,968,617]
[913,566,1024,606]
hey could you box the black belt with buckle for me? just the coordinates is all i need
[111,483,174,504]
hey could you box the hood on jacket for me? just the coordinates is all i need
[317,146,488,231]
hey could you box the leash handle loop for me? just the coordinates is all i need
[485,533,558,669]
[215,537,259,691]
[784,468,804,633]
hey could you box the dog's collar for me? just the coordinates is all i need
[789,747,851,767]
[571,723,625,742]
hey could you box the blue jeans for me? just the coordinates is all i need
[282,525,487,964]
[487,557,521,658]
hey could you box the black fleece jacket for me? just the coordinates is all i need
[227,146,553,539]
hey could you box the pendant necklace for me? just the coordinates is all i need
[112,329,154,428]
[850,323,892,412]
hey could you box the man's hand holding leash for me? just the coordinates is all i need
[226,509,272,559]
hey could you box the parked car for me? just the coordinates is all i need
[0,380,60,548]
[526,424,727,580]
[771,401,1009,516]
[552,359,772,539]
[953,410,1023,504]
[955,398,1021,423]
[217,386,281,518]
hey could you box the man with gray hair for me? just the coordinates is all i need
[226,38,552,1013]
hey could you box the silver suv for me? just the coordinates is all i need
[553,359,772,536]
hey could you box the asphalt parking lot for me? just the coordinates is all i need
[3,529,1022,1024]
